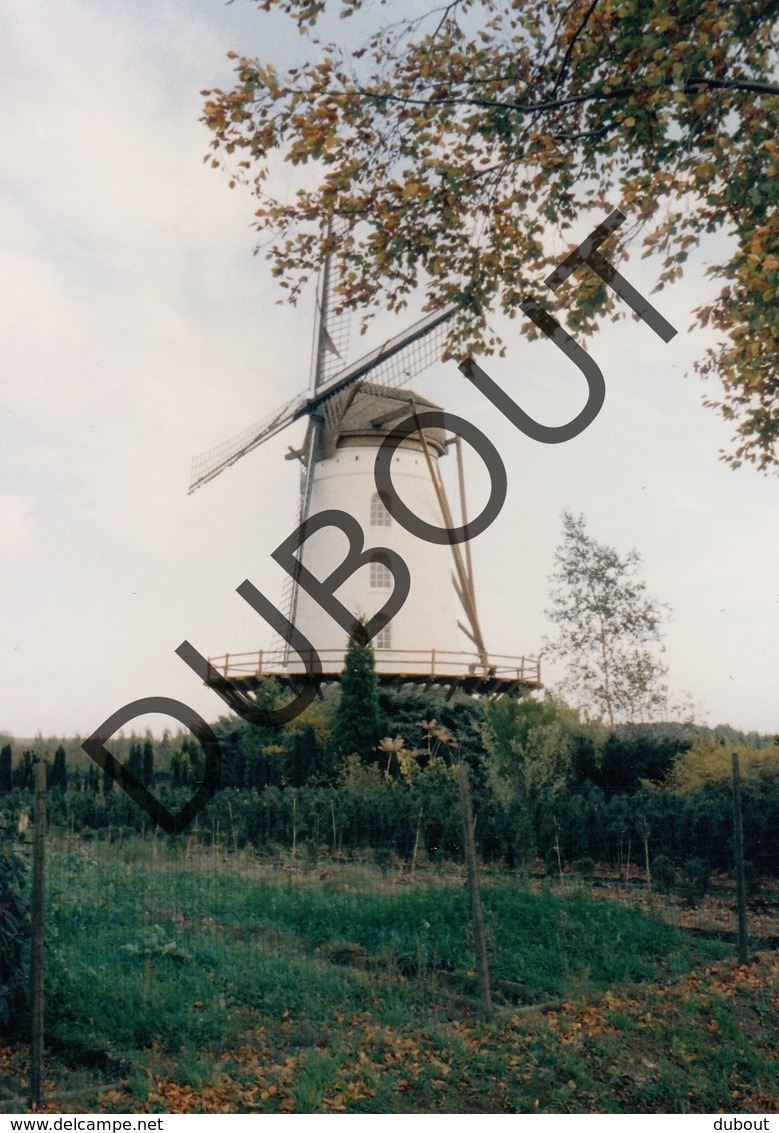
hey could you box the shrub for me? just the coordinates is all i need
[0,831,30,1031]
[572,856,596,883]
[739,860,760,901]
[651,854,676,894]
[681,857,711,908]
[544,848,562,883]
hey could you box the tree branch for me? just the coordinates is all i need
[552,0,600,97]
[346,75,779,115]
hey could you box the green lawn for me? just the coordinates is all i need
[23,840,776,1113]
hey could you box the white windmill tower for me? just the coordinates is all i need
[188,235,540,698]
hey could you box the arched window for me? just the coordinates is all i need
[369,561,392,589]
[376,624,392,649]
[370,492,391,527]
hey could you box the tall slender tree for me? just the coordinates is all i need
[127,742,144,782]
[0,745,12,793]
[545,511,670,728]
[330,624,382,763]
[142,739,155,788]
[49,745,68,791]
[13,751,34,791]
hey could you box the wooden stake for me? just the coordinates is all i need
[411,806,424,876]
[228,801,238,854]
[643,827,651,894]
[30,763,46,1110]
[731,753,748,965]
[456,761,492,1018]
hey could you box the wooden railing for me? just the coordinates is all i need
[206,647,541,685]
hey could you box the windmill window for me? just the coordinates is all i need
[370,492,391,527]
[376,624,392,649]
[370,561,392,589]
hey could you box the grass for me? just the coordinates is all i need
[2,838,776,1113]
[43,842,725,1053]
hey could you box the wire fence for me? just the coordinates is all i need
[0,749,776,1113]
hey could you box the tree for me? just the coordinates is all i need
[181,737,205,786]
[545,510,670,727]
[49,745,68,792]
[330,625,382,762]
[171,747,183,787]
[0,826,29,1032]
[665,733,779,791]
[12,751,34,791]
[483,693,602,803]
[127,742,144,783]
[288,724,322,786]
[142,739,155,788]
[596,724,689,791]
[482,694,570,869]
[0,746,11,793]
[202,0,779,471]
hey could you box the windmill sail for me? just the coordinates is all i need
[188,302,457,494]
[309,224,351,393]
[188,390,310,493]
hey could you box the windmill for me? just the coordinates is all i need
[188,232,540,698]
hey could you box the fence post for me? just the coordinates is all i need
[731,752,748,965]
[456,760,492,1018]
[30,762,46,1109]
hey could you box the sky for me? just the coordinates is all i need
[1,0,777,743]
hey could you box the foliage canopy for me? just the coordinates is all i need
[203,0,779,470]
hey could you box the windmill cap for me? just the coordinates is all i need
[324,382,448,457]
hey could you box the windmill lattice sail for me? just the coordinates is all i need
[188,303,457,494]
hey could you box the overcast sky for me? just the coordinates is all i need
[2,0,777,743]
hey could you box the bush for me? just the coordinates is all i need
[739,860,760,901]
[0,832,29,1031]
[651,854,676,894]
[544,848,562,883]
[572,856,596,883]
[681,857,711,908]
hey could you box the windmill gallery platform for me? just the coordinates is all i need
[203,647,541,700]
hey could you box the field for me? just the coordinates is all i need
[1,838,777,1114]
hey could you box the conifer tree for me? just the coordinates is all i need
[142,739,155,787]
[13,751,34,790]
[171,748,183,788]
[127,742,144,782]
[330,624,382,764]
[0,745,11,793]
[50,745,68,791]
